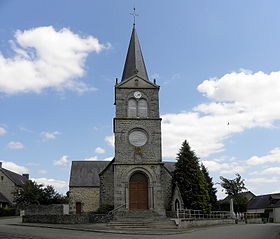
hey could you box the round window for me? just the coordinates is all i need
[128,130,148,147]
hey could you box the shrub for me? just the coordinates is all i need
[0,208,16,217]
[96,204,114,214]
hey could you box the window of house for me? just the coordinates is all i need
[128,98,148,117]
[1,176,3,181]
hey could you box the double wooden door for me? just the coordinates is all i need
[129,180,148,210]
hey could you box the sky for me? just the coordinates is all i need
[0,0,280,199]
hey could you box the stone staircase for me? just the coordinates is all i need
[107,210,177,229]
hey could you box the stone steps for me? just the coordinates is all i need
[107,220,177,229]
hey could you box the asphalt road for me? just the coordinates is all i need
[0,218,279,239]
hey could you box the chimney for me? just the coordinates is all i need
[0,162,2,168]
[22,174,29,180]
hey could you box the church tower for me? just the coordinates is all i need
[113,25,166,215]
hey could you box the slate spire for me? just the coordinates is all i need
[121,25,149,81]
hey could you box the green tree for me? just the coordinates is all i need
[201,163,218,210]
[13,180,68,209]
[219,174,248,212]
[173,140,210,211]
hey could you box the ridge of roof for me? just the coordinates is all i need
[0,168,27,186]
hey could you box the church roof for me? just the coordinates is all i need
[69,161,110,187]
[248,193,280,209]
[163,162,176,174]
[121,25,149,82]
[0,167,28,186]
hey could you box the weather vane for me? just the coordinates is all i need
[130,7,139,25]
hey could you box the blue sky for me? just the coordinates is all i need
[1,0,280,199]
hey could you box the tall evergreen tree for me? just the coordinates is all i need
[173,140,210,211]
[201,163,218,210]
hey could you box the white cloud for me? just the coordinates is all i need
[105,135,114,147]
[260,167,280,175]
[0,26,110,95]
[32,177,68,189]
[0,127,6,135]
[103,157,113,161]
[202,159,245,175]
[2,161,29,174]
[41,131,60,140]
[95,147,105,154]
[84,156,99,161]
[38,169,47,175]
[247,148,280,165]
[162,69,280,159]
[246,177,279,183]
[7,141,24,149]
[53,155,69,166]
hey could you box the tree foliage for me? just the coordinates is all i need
[13,180,68,209]
[220,174,247,197]
[173,140,210,212]
[201,163,218,210]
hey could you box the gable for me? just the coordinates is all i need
[0,168,27,186]
[69,161,111,187]
[117,76,158,89]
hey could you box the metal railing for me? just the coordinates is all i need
[107,204,126,218]
[166,209,232,220]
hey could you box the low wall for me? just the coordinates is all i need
[25,204,69,215]
[177,219,235,228]
[22,213,111,224]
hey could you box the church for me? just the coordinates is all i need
[69,24,183,216]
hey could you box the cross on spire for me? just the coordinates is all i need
[130,7,139,26]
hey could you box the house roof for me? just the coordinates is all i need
[220,191,255,203]
[248,193,280,209]
[0,168,28,186]
[69,161,110,187]
[0,192,10,203]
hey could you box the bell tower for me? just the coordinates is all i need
[113,25,165,215]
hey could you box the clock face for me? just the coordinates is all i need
[129,130,147,147]
[134,91,142,99]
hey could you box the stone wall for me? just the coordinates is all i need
[161,167,173,210]
[0,170,16,204]
[100,163,114,206]
[69,187,99,213]
[274,208,280,223]
[25,204,69,215]
[178,219,235,228]
[22,213,111,224]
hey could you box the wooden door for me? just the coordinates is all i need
[129,173,148,210]
[76,202,81,214]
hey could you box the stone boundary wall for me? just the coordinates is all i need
[176,219,236,228]
[22,213,111,224]
[25,204,69,215]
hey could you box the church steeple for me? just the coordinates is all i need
[121,25,149,81]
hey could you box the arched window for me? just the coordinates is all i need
[138,99,148,117]
[128,98,148,118]
[128,99,137,117]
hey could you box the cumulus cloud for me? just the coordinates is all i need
[0,26,110,94]
[41,131,60,140]
[7,141,24,149]
[246,177,279,183]
[2,161,29,174]
[32,177,68,189]
[84,156,113,161]
[162,69,280,159]
[95,147,105,154]
[38,169,47,175]
[0,127,6,135]
[202,159,245,175]
[53,155,69,166]
[247,148,280,165]
[105,135,114,147]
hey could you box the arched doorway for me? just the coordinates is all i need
[129,172,148,210]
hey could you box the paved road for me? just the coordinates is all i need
[0,218,279,239]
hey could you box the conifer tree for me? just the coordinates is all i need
[201,163,218,210]
[173,140,210,211]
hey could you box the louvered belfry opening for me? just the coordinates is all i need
[129,172,148,210]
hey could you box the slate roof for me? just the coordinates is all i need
[121,25,149,82]
[220,191,255,203]
[0,192,10,203]
[163,162,176,174]
[0,167,27,186]
[69,161,110,187]
[248,193,280,209]
[69,160,176,187]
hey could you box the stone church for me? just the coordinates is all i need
[69,25,183,216]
